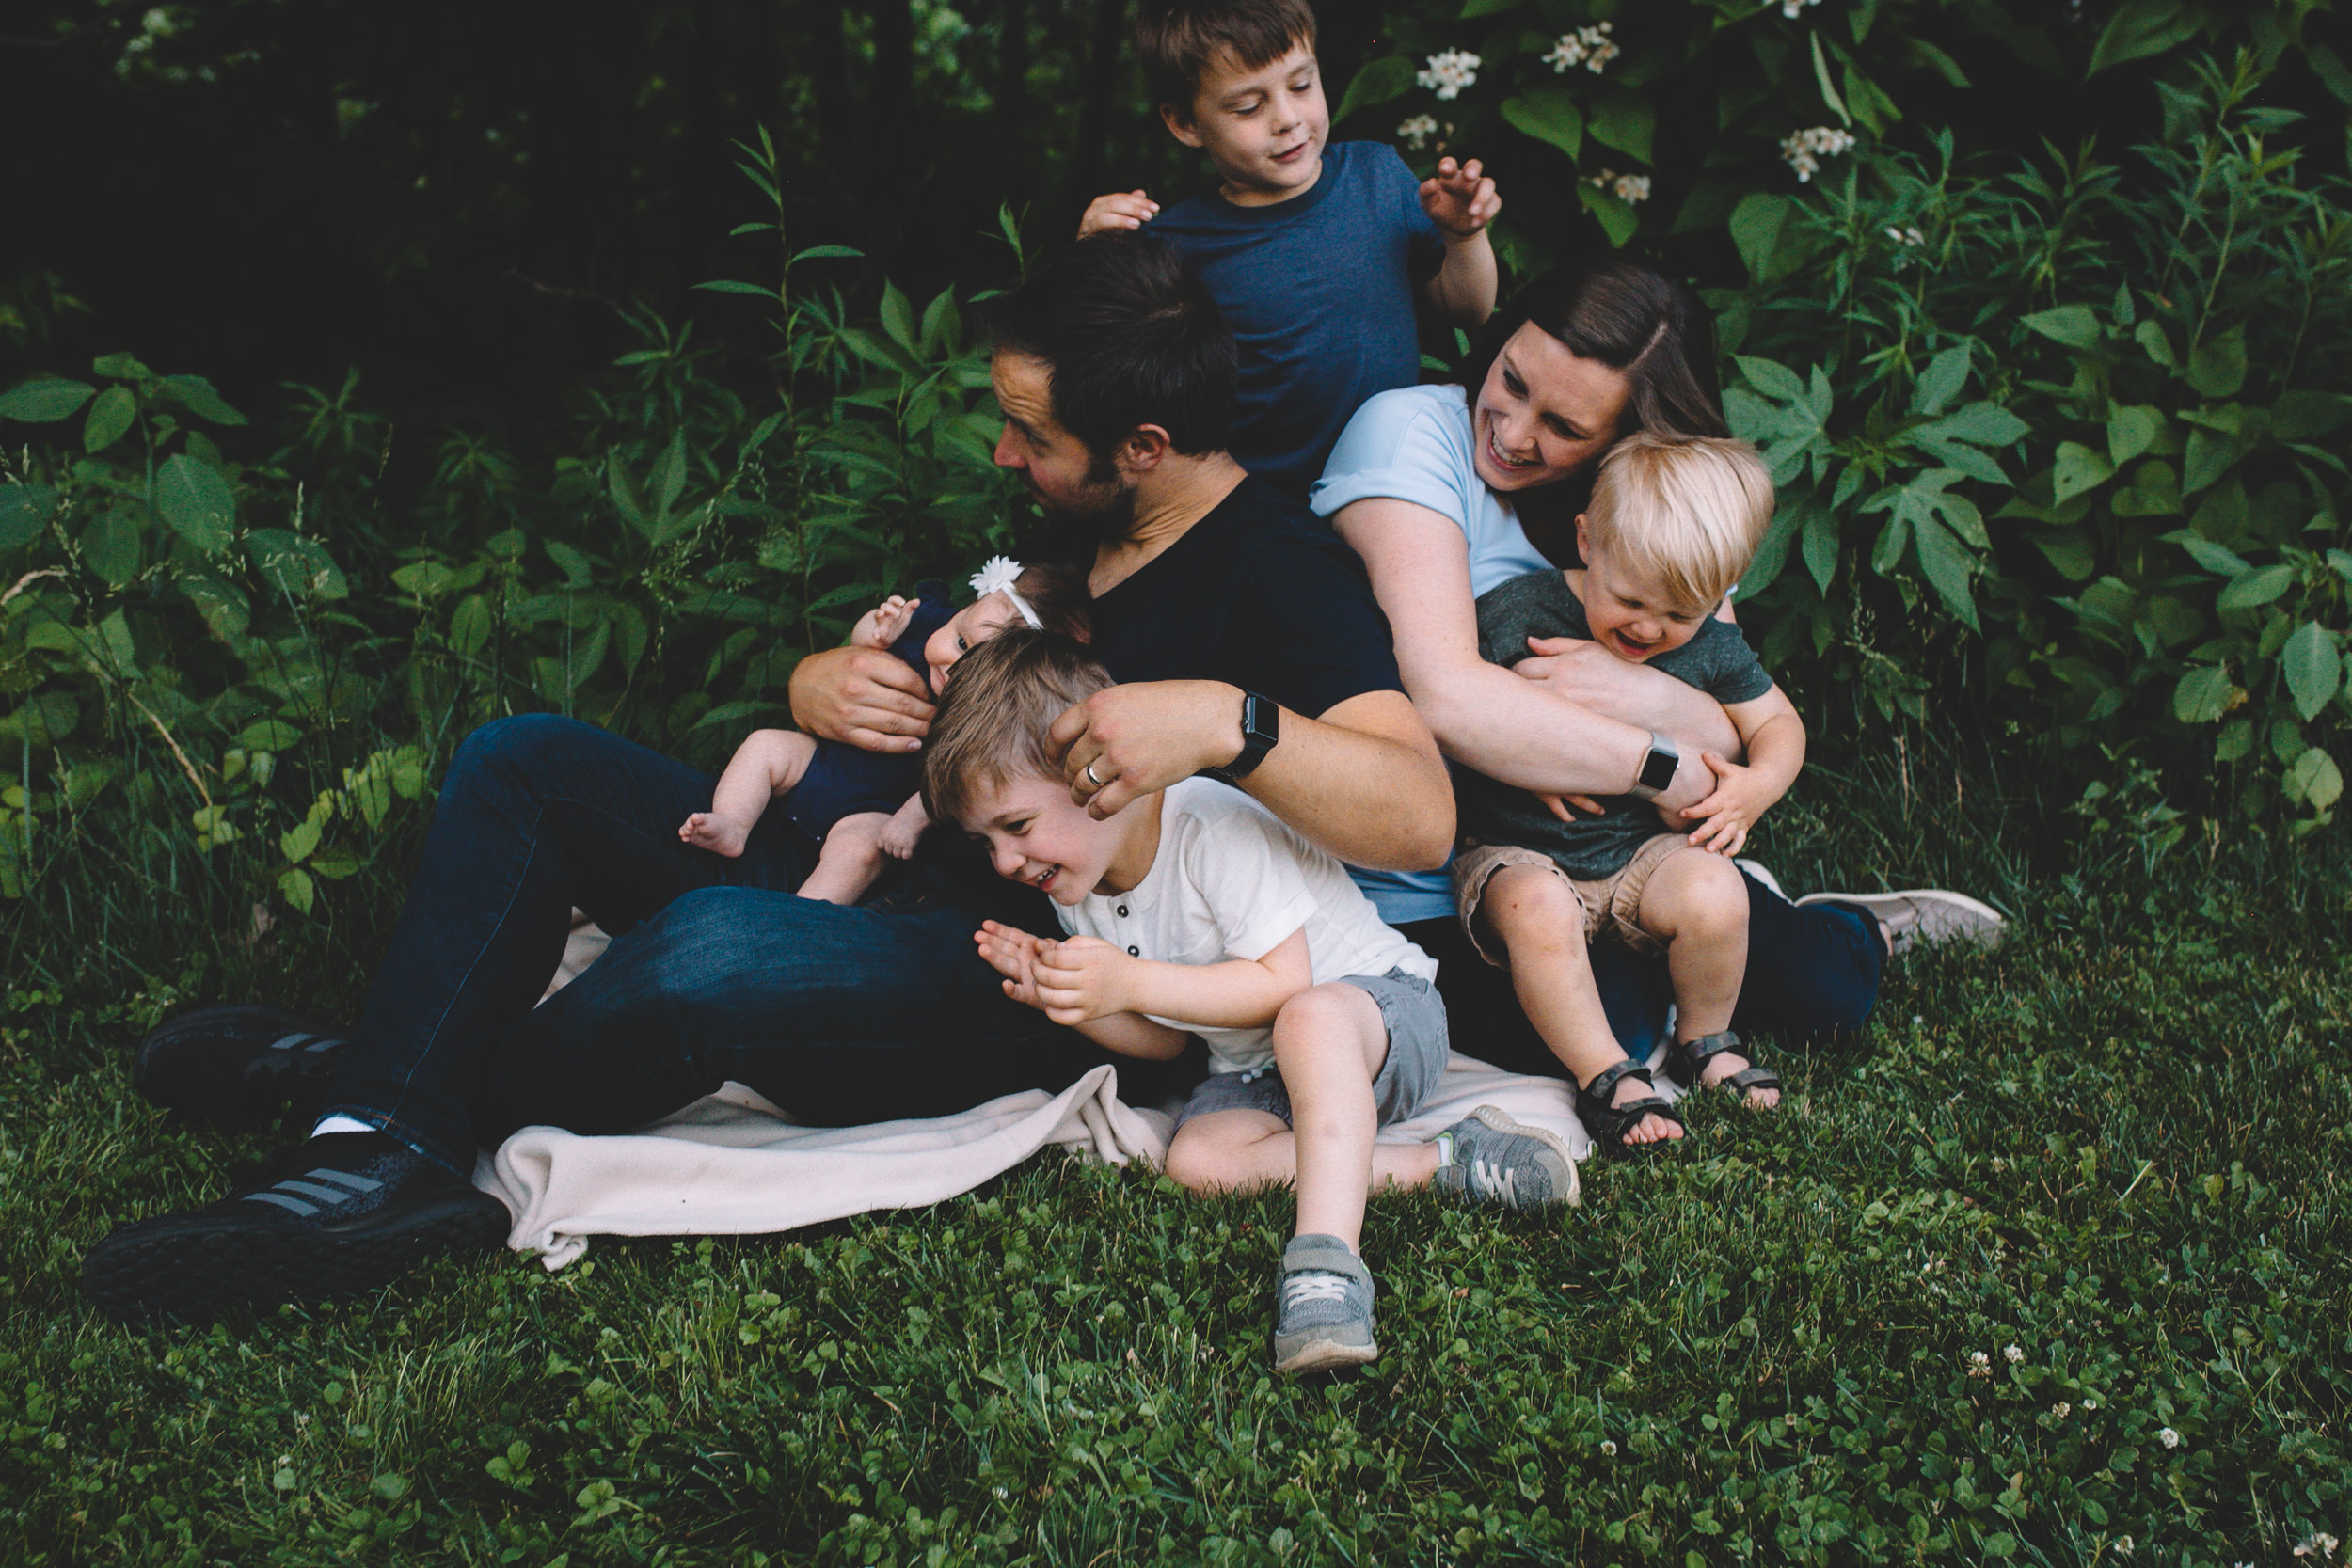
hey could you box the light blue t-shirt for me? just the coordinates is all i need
[1311,384,1555,925]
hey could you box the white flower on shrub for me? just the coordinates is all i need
[1397,114,1438,150]
[1418,50,1481,100]
[1544,23,1619,74]
[1584,168,1651,203]
[2158,1425,2182,1449]
[1781,0,1824,17]
[1780,125,1857,182]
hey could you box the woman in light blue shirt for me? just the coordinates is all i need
[1311,256,1935,1155]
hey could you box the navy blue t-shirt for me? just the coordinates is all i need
[1151,141,1447,499]
[782,581,952,841]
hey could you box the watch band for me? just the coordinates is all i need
[1626,732,1680,801]
[1205,690,1279,784]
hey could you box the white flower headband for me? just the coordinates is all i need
[968,555,1042,630]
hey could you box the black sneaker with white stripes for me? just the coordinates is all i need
[133,1004,353,1130]
[81,1131,511,1323]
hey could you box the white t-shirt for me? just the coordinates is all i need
[1309,383,1555,925]
[1055,777,1437,1075]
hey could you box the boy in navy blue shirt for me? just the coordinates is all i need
[1080,0,1502,497]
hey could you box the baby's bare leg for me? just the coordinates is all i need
[681,730,817,857]
[795,811,893,905]
[1636,848,1776,1106]
[1481,864,1679,1145]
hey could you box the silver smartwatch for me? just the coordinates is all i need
[1626,733,1681,801]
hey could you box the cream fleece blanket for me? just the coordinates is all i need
[481,914,1670,1269]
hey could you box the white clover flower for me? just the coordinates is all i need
[1780,0,1824,18]
[2004,1343,2025,1364]
[2292,1534,2340,1560]
[2116,1539,2135,1557]
[1967,1350,1992,1377]
[2051,1402,2071,1418]
[2158,1426,2182,1449]
[1397,114,1438,150]
[1418,50,1481,101]
[2085,1397,2100,1410]
[1780,125,1857,182]
[1599,1439,1618,1456]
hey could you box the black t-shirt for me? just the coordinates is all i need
[916,473,1406,921]
[1037,473,1405,714]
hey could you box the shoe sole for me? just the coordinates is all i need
[134,1004,346,1128]
[82,1194,510,1324]
[1466,1104,1582,1208]
[1795,888,2007,944]
[1274,1335,1380,1375]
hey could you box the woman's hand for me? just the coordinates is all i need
[788,644,936,753]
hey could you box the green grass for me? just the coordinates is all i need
[2,741,2347,1565]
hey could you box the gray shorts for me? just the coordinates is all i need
[1171,969,1449,1132]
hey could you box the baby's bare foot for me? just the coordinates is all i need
[1613,1073,1683,1143]
[679,812,748,858]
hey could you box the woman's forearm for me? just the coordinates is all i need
[1416,658,1714,814]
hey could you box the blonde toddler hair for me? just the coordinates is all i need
[1583,432,1775,612]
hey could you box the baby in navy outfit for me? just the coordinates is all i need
[680,558,1089,904]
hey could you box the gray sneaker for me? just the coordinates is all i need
[1796,888,2006,957]
[1432,1105,1581,1210]
[1272,1234,1378,1374]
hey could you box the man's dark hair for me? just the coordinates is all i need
[1135,0,1318,116]
[978,231,1237,467]
[1462,255,1728,444]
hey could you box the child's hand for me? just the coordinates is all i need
[1078,189,1159,238]
[679,811,749,858]
[1031,934,1133,1026]
[879,806,928,859]
[850,595,918,651]
[976,921,1051,1011]
[1677,751,1772,856]
[1420,156,1501,238]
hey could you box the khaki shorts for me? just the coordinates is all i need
[1452,832,1691,966]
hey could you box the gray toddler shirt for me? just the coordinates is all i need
[1462,569,1775,880]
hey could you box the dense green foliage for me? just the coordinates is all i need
[4,765,2347,1562]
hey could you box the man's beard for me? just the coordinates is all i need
[1036,451,1138,543]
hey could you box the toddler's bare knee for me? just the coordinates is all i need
[1674,853,1751,937]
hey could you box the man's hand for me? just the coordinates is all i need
[1078,189,1159,238]
[850,595,919,652]
[975,921,1053,1011]
[1052,680,1245,820]
[1032,934,1135,1026]
[1668,751,1774,856]
[1419,156,1501,238]
[788,644,936,753]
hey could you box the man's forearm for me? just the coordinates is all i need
[1236,691,1454,873]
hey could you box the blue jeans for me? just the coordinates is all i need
[1396,873,1883,1081]
[323,715,1127,1170]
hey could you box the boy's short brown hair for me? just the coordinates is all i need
[1584,433,1775,612]
[1135,0,1318,117]
[922,628,1114,827]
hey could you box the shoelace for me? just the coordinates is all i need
[1282,1273,1354,1307]
[1468,1158,1518,1205]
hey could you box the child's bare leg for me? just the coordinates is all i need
[681,729,816,857]
[795,811,893,905]
[1480,864,1680,1145]
[1165,1111,1442,1209]
[1637,848,1775,1107]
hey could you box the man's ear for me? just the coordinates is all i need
[1159,102,1205,149]
[1118,423,1177,476]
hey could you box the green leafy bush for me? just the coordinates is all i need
[1721,55,2351,827]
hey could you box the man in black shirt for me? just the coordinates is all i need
[86,232,1451,1322]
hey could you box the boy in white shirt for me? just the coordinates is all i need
[923,629,1576,1375]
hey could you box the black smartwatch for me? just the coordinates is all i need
[1205,690,1279,784]
[1626,732,1680,801]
